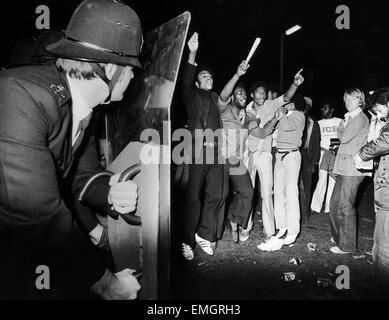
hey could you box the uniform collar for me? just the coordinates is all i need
[47,62,71,107]
[66,74,92,124]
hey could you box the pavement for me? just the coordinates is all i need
[171,178,380,300]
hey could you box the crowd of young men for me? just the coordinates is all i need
[179,32,389,295]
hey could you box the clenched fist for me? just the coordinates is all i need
[236,60,250,77]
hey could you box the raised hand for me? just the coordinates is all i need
[275,108,284,120]
[368,110,378,122]
[188,32,199,53]
[236,60,250,77]
[293,68,304,86]
[238,108,246,125]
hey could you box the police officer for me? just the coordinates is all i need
[0,0,142,299]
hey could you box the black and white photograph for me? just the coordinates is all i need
[0,0,389,308]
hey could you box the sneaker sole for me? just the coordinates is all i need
[330,247,352,254]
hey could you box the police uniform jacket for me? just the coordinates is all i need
[0,62,107,298]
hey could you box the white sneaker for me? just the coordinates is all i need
[181,243,194,260]
[239,228,250,242]
[257,236,284,251]
[283,235,297,246]
[195,233,214,256]
[330,246,352,254]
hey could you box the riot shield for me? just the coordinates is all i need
[104,12,191,300]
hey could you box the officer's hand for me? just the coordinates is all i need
[108,175,138,214]
[188,32,199,53]
[112,268,141,300]
[91,268,141,300]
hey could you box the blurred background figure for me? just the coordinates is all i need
[311,102,342,215]
[299,97,320,224]
[357,87,389,295]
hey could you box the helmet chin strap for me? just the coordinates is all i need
[90,63,125,103]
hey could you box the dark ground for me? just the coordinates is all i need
[171,177,381,300]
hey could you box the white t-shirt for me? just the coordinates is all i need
[318,117,342,149]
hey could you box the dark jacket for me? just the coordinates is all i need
[0,62,106,298]
[181,62,222,132]
[181,62,223,162]
[301,116,321,169]
[359,120,389,210]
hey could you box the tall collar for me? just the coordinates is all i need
[66,74,92,124]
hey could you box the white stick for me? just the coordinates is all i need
[245,37,261,64]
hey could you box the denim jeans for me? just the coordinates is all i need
[329,175,364,252]
[274,151,301,236]
[373,207,389,295]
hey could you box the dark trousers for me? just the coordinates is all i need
[299,149,314,223]
[183,163,228,247]
[330,175,364,252]
[226,161,254,229]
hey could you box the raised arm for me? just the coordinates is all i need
[283,69,304,103]
[249,109,283,138]
[219,60,249,113]
[181,32,199,106]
